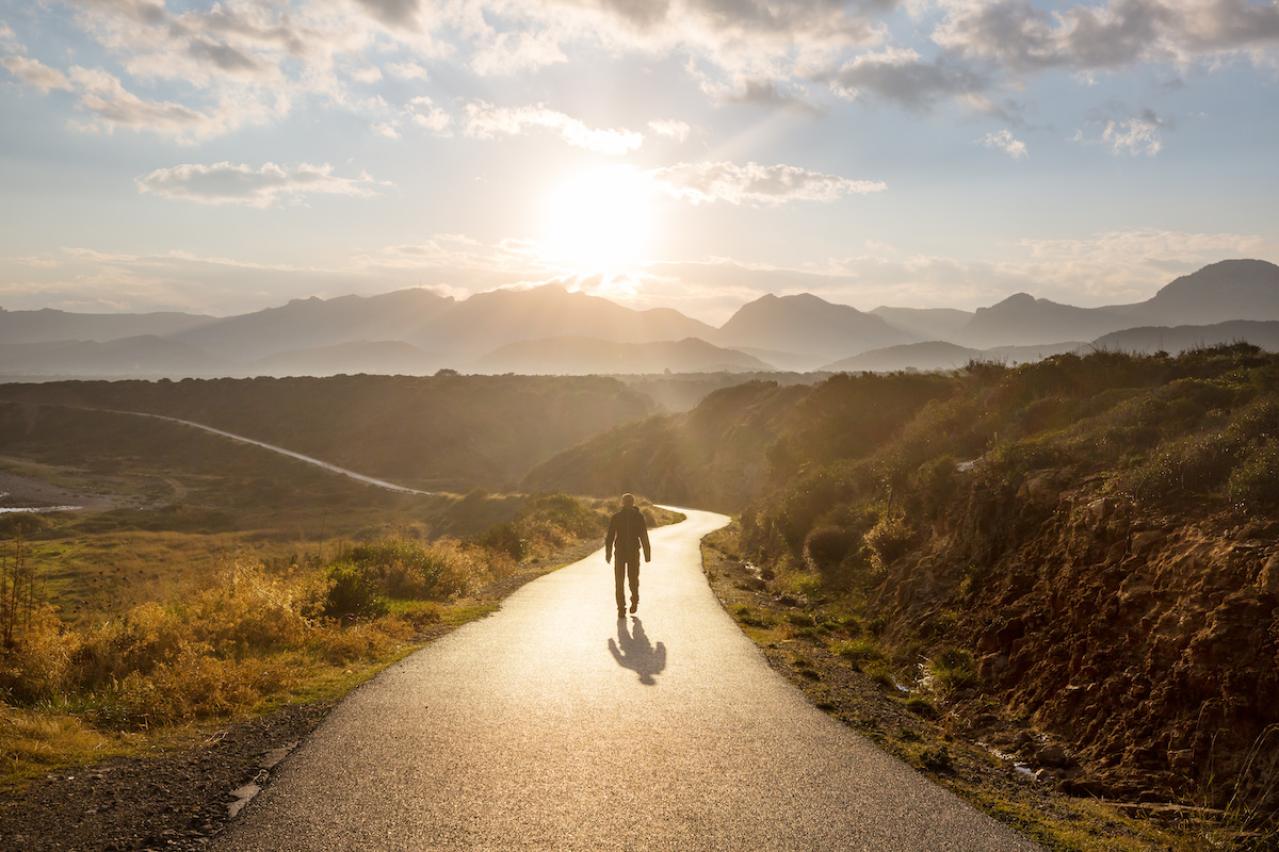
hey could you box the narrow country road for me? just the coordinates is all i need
[221,509,1033,851]
[73,407,436,495]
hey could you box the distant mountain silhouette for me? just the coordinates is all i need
[1108,259,1279,325]
[428,285,717,356]
[716,293,914,361]
[959,293,1130,347]
[173,289,454,361]
[958,259,1279,347]
[1093,320,1279,354]
[822,340,1084,372]
[4,259,1279,377]
[871,306,973,341]
[251,340,438,376]
[473,336,770,374]
[0,307,212,344]
[0,335,224,376]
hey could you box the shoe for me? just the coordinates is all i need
[629,600,638,614]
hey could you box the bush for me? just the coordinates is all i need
[865,513,913,573]
[323,563,386,621]
[480,522,525,561]
[927,647,977,696]
[1228,440,1279,512]
[803,525,860,585]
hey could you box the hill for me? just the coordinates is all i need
[0,307,212,344]
[0,374,656,491]
[472,336,771,374]
[251,340,438,376]
[427,285,717,358]
[0,336,225,377]
[871,306,973,341]
[528,345,1279,827]
[822,340,1084,372]
[1094,319,1279,354]
[1111,258,1279,325]
[172,289,455,362]
[959,293,1129,347]
[715,293,915,363]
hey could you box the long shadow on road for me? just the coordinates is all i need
[608,617,667,685]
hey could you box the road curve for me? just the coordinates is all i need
[73,407,435,495]
[221,509,1033,851]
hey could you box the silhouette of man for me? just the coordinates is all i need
[605,493,650,619]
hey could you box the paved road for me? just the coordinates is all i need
[61,406,436,495]
[222,509,1033,851]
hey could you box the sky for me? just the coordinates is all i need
[0,0,1277,324]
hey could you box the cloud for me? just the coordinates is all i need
[136,162,385,207]
[350,66,384,84]
[652,161,886,206]
[469,30,567,75]
[463,101,643,154]
[1073,106,1169,155]
[980,128,1028,158]
[387,60,428,80]
[830,47,986,109]
[1,55,72,93]
[354,0,423,31]
[1102,110,1166,156]
[647,119,691,142]
[406,96,452,133]
[66,66,262,142]
[932,0,1279,74]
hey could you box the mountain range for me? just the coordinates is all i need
[1,258,1276,378]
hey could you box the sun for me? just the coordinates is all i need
[540,165,655,275]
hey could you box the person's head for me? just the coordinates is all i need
[622,493,635,508]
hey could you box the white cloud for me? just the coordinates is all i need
[980,128,1028,159]
[1072,107,1168,156]
[469,30,567,75]
[136,162,385,207]
[653,161,886,206]
[66,66,267,142]
[1102,113,1165,156]
[387,60,428,80]
[647,119,691,142]
[463,102,643,154]
[350,66,384,84]
[407,96,452,133]
[1,55,72,93]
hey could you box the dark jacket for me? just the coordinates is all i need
[606,506,651,561]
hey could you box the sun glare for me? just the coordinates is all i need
[541,165,655,275]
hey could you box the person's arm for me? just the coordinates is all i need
[640,512,651,562]
[605,514,617,562]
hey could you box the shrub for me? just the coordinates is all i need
[323,562,386,621]
[480,522,525,561]
[865,513,913,573]
[1228,440,1279,512]
[927,647,977,696]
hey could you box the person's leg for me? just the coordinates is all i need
[628,556,640,613]
[614,554,626,615]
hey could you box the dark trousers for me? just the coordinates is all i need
[614,551,640,611]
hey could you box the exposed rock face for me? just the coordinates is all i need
[876,475,1279,810]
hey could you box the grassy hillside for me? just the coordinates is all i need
[0,405,682,789]
[531,344,1279,838]
[0,374,655,491]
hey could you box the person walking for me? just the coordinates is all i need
[605,493,651,619]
